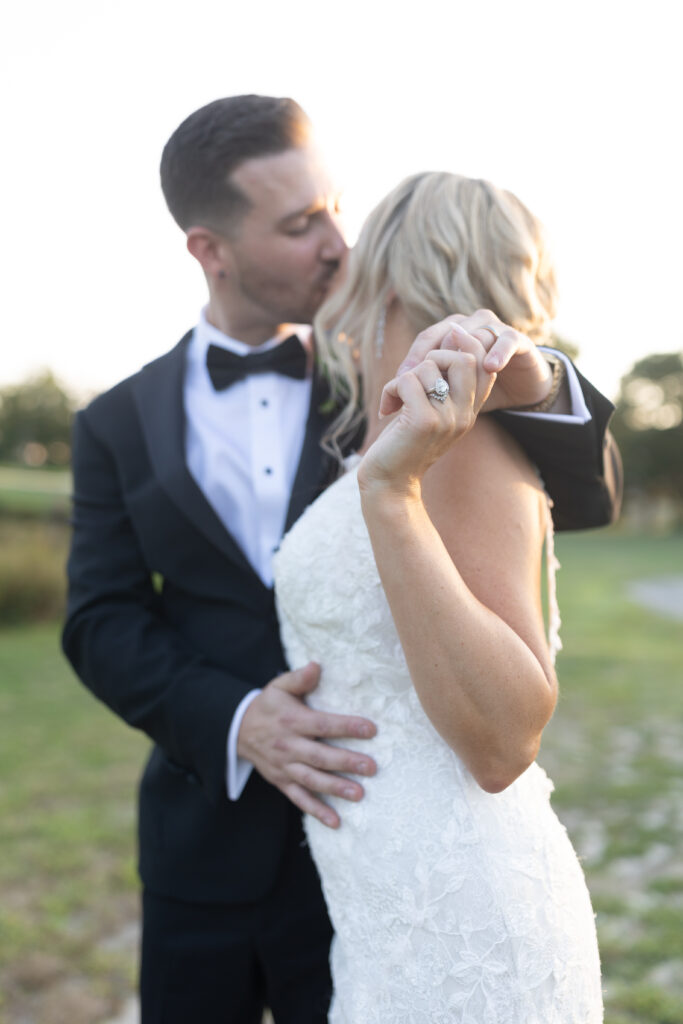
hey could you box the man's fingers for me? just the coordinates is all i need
[267,672,378,743]
[457,309,504,340]
[287,761,365,802]
[243,669,379,825]
[482,337,516,372]
[397,317,464,375]
[399,310,537,379]
[286,733,376,775]
[482,329,530,372]
[273,661,321,696]
[441,323,486,359]
[284,742,378,827]
[303,707,377,742]
[442,310,534,371]
[283,782,340,829]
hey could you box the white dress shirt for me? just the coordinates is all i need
[184,309,313,799]
[183,314,591,801]
[185,309,313,586]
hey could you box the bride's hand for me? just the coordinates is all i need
[358,341,495,497]
[393,310,556,412]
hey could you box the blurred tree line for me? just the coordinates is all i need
[0,373,76,626]
[0,371,75,467]
[610,352,683,503]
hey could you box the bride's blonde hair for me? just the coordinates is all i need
[314,172,558,452]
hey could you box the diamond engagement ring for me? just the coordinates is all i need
[425,378,450,403]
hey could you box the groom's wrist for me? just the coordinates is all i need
[513,354,565,413]
[512,354,571,415]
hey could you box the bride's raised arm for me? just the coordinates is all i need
[358,343,558,794]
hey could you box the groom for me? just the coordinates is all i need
[62,94,620,1023]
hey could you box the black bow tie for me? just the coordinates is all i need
[206,335,308,391]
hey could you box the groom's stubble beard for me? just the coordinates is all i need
[234,258,342,327]
[218,146,348,331]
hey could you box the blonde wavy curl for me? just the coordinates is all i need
[313,172,558,456]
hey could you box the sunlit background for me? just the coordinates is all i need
[2,6,683,1022]
[2,0,681,402]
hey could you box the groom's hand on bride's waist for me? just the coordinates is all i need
[237,662,377,829]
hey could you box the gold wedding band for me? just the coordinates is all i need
[480,325,499,341]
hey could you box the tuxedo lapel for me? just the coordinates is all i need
[131,332,255,574]
[284,363,343,533]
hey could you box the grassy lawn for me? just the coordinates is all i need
[0,627,148,1024]
[0,519,69,626]
[0,528,681,1022]
[541,529,683,1023]
[0,466,70,517]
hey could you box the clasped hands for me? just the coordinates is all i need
[360,308,560,496]
[239,310,557,828]
[392,308,557,414]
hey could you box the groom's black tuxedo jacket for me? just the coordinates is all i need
[62,332,617,905]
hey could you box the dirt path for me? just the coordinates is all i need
[627,575,683,621]
[106,998,137,1024]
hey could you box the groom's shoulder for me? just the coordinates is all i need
[81,331,192,427]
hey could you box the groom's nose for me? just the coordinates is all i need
[320,208,348,263]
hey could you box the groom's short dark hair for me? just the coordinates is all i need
[160,95,311,233]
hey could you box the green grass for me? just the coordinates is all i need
[0,625,148,1023]
[543,529,683,1022]
[0,528,682,1021]
[0,466,70,517]
[0,519,70,625]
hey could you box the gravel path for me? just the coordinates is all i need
[627,575,683,621]
[106,998,138,1024]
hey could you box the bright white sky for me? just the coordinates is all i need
[1,0,681,402]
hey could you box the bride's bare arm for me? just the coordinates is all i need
[358,353,557,793]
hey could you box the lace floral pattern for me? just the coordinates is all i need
[274,466,603,1023]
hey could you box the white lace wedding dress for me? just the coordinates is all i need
[274,459,603,1023]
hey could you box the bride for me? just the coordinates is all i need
[274,173,603,1023]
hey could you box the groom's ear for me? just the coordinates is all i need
[186,227,233,281]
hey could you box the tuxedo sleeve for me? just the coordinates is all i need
[62,409,252,805]
[491,356,623,531]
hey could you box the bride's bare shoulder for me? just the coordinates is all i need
[427,412,543,492]
[422,413,547,545]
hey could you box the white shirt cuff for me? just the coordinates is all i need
[503,348,591,424]
[226,689,262,800]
